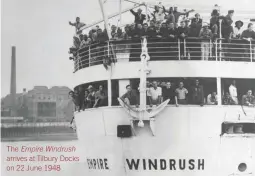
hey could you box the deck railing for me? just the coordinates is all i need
[73,38,255,72]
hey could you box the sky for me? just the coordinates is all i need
[1,0,255,98]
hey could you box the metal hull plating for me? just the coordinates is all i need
[75,106,255,175]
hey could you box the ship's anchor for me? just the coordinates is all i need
[118,37,169,136]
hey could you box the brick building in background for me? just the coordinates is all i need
[1,86,73,122]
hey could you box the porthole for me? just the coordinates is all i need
[238,163,247,172]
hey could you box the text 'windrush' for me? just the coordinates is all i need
[126,159,205,171]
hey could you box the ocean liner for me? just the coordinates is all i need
[71,0,255,175]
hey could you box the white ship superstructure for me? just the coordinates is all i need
[70,0,255,175]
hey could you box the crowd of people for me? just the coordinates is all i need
[69,79,255,112]
[121,79,255,107]
[69,4,255,64]
[69,85,108,111]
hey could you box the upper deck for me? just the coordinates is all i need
[72,37,255,85]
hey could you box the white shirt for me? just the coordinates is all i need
[233,27,243,38]
[147,87,162,100]
[154,5,165,22]
[207,94,218,105]
[229,84,238,97]
[154,11,165,22]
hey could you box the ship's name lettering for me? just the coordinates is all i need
[87,158,109,170]
[86,158,205,171]
[126,159,205,171]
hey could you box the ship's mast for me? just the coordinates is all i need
[117,0,122,28]
[98,0,111,40]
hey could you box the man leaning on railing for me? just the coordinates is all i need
[242,90,255,107]
[121,85,139,107]
[79,34,91,49]
[94,85,108,107]
[175,81,188,106]
[241,23,255,61]
[123,25,132,39]
[177,21,189,59]
[232,20,244,39]
[147,81,162,107]
[222,92,235,105]
[207,92,218,105]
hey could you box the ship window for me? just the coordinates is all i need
[74,80,108,108]
[118,77,217,106]
[221,122,255,135]
[221,78,255,106]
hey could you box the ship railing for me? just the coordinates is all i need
[216,38,255,62]
[73,38,255,72]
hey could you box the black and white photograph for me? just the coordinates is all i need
[1,0,255,175]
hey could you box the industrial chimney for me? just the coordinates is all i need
[10,46,17,116]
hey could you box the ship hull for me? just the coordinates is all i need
[75,106,255,175]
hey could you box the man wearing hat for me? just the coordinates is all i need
[199,22,213,60]
[130,8,146,25]
[233,20,244,39]
[230,20,244,60]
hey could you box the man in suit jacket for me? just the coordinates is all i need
[130,8,146,25]
[191,79,204,106]
[222,10,234,39]
[191,13,203,26]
